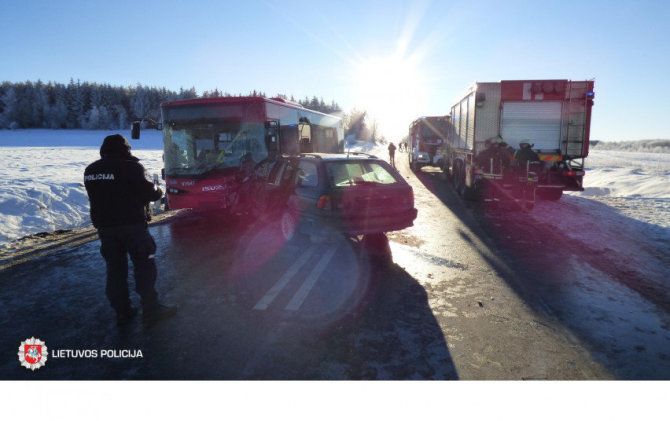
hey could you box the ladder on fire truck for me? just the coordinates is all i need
[562,80,589,176]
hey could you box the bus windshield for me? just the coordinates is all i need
[163,121,266,176]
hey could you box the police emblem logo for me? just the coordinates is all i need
[18,337,48,370]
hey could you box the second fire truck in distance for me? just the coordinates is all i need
[408,115,450,172]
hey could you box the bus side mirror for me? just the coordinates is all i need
[131,121,141,139]
[265,121,279,151]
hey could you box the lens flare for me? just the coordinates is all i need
[352,53,427,140]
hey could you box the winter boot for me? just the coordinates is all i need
[116,304,138,326]
[142,303,178,326]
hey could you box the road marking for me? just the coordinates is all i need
[285,243,339,311]
[252,245,317,310]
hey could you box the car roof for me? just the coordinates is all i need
[286,152,380,161]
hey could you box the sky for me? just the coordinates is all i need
[1,0,669,141]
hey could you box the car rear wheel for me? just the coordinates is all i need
[362,233,392,266]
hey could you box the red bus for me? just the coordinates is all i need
[154,96,343,211]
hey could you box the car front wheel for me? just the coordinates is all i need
[280,210,298,242]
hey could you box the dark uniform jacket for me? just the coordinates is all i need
[84,156,162,229]
[514,147,540,163]
[476,144,512,173]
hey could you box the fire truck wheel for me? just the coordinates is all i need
[441,162,451,181]
[453,169,461,192]
[453,163,466,196]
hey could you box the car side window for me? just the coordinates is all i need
[326,163,347,186]
[295,161,318,187]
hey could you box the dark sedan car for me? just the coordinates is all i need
[251,152,417,242]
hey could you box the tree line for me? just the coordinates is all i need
[0,80,342,131]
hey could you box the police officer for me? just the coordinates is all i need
[84,134,176,326]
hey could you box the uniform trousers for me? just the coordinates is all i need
[97,223,159,311]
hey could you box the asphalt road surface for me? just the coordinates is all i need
[2,154,668,379]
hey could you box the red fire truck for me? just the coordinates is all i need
[408,115,450,171]
[444,80,594,206]
[135,96,343,211]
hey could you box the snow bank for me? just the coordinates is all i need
[578,150,670,199]
[561,150,670,240]
[0,130,164,247]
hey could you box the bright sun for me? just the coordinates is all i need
[352,54,426,141]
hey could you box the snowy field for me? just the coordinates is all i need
[0,129,669,253]
[0,129,165,247]
[573,150,669,231]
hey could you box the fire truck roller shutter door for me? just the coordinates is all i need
[501,101,562,152]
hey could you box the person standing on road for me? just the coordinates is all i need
[388,142,397,167]
[84,134,177,326]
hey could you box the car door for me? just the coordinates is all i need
[291,160,321,217]
[266,159,298,211]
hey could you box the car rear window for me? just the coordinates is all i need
[325,161,399,187]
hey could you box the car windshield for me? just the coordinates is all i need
[325,161,399,187]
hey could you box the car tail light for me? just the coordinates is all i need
[317,194,332,210]
[562,170,584,177]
